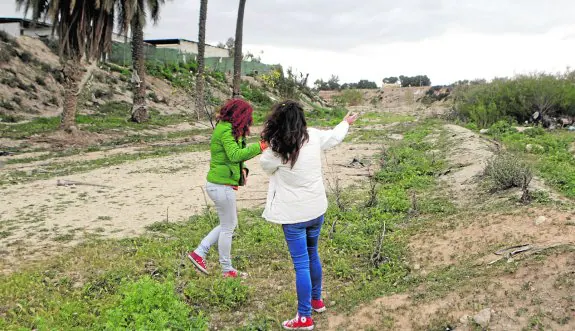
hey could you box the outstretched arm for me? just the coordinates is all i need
[317,111,358,150]
[221,127,262,163]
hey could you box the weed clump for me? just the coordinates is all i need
[484,153,533,200]
[103,276,207,330]
[185,277,250,310]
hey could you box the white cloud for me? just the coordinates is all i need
[246,23,575,85]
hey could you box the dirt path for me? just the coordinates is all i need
[440,124,500,205]
[0,141,380,272]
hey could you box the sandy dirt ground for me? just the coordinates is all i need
[0,141,380,272]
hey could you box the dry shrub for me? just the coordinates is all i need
[484,152,532,193]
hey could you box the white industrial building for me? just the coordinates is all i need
[144,39,230,58]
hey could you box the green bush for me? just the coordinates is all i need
[18,51,34,64]
[464,122,478,131]
[0,47,11,63]
[454,73,575,127]
[0,30,13,43]
[40,37,59,53]
[241,83,272,106]
[484,153,532,192]
[185,277,250,310]
[524,127,546,137]
[209,70,226,83]
[35,76,46,86]
[488,120,517,137]
[102,276,207,330]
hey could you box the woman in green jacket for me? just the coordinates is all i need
[188,99,266,278]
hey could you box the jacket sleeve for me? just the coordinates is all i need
[260,148,282,175]
[221,127,262,162]
[315,121,350,150]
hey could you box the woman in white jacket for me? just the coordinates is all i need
[260,100,357,330]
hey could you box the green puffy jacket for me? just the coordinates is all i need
[206,121,262,186]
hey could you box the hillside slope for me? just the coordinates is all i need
[0,35,230,122]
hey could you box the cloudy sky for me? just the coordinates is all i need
[3,0,575,85]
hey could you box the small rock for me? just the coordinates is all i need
[329,301,336,306]
[568,126,575,131]
[459,314,470,324]
[413,263,421,270]
[473,308,492,328]
[388,134,404,140]
[84,101,94,107]
[525,144,544,153]
[479,129,489,134]
[534,216,547,225]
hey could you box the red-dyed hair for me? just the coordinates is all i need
[217,99,254,139]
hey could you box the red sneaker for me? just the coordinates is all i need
[282,314,314,330]
[188,251,208,274]
[222,270,248,279]
[311,299,326,313]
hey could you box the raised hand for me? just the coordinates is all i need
[344,111,359,125]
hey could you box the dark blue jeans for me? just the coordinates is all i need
[282,215,324,317]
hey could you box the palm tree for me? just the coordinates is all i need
[232,0,246,99]
[195,0,208,120]
[16,0,117,132]
[118,0,165,123]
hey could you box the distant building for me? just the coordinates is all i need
[0,17,130,43]
[0,17,52,39]
[112,32,131,43]
[144,38,230,59]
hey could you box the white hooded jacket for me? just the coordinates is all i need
[260,121,350,224]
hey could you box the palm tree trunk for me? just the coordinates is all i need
[60,59,82,132]
[131,15,149,123]
[232,0,246,99]
[196,0,208,120]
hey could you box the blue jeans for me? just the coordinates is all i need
[282,215,324,317]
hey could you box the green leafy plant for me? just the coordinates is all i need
[241,83,272,106]
[488,120,517,137]
[185,277,250,310]
[102,276,207,330]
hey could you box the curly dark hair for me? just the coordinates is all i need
[217,99,254,139]
[261,100,309,168]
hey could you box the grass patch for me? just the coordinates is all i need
[306,107,348,127]
[357,112,415,126]
[0,102,189,139]
[493,128,575,197]
[4,128,210,165]
[53,233,75,243]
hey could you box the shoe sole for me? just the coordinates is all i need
[313,307,326,313]
[282,326,314,331]
[187,254,209,274]
[223,272,249,279]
